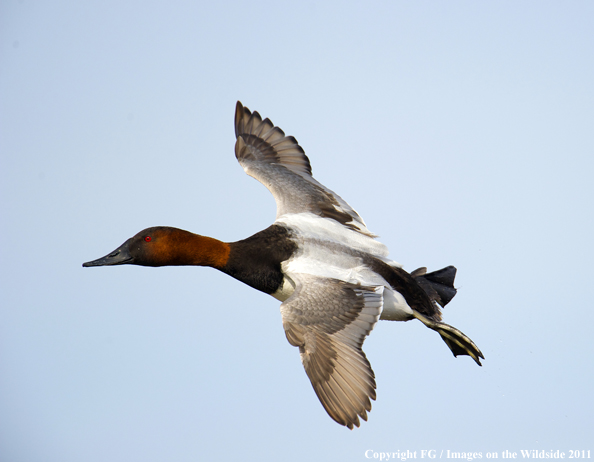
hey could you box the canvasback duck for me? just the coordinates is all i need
[83,102,483,429]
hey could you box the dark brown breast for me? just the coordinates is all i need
[220,224,297,295]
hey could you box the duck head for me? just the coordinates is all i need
[83,226,230,268]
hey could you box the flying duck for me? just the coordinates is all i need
[83,102,483,429]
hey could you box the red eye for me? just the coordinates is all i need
[144,236,152,242]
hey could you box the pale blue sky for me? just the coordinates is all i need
[1,1,593,461]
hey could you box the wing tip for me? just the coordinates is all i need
[235,100,247,137]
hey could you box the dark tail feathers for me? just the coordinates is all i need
[412,265,458,308]
[412,266,484,366]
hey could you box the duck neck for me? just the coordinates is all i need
[191,234,231,268]
[162,229,231,268]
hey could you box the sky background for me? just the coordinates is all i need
[1,1,593,461]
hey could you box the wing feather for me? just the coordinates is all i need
[280,274,382,429]
[235,101,376,237]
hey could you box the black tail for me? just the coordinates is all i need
[412,265,457,308]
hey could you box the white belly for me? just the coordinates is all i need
[380,288,414,321]
[274,246,413,321]
[271,214,414,321]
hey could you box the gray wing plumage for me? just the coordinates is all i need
[280,274,382,429]
[234,101,375,236]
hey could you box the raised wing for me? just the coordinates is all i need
[280,274,382,429]
[234,101,376,237]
